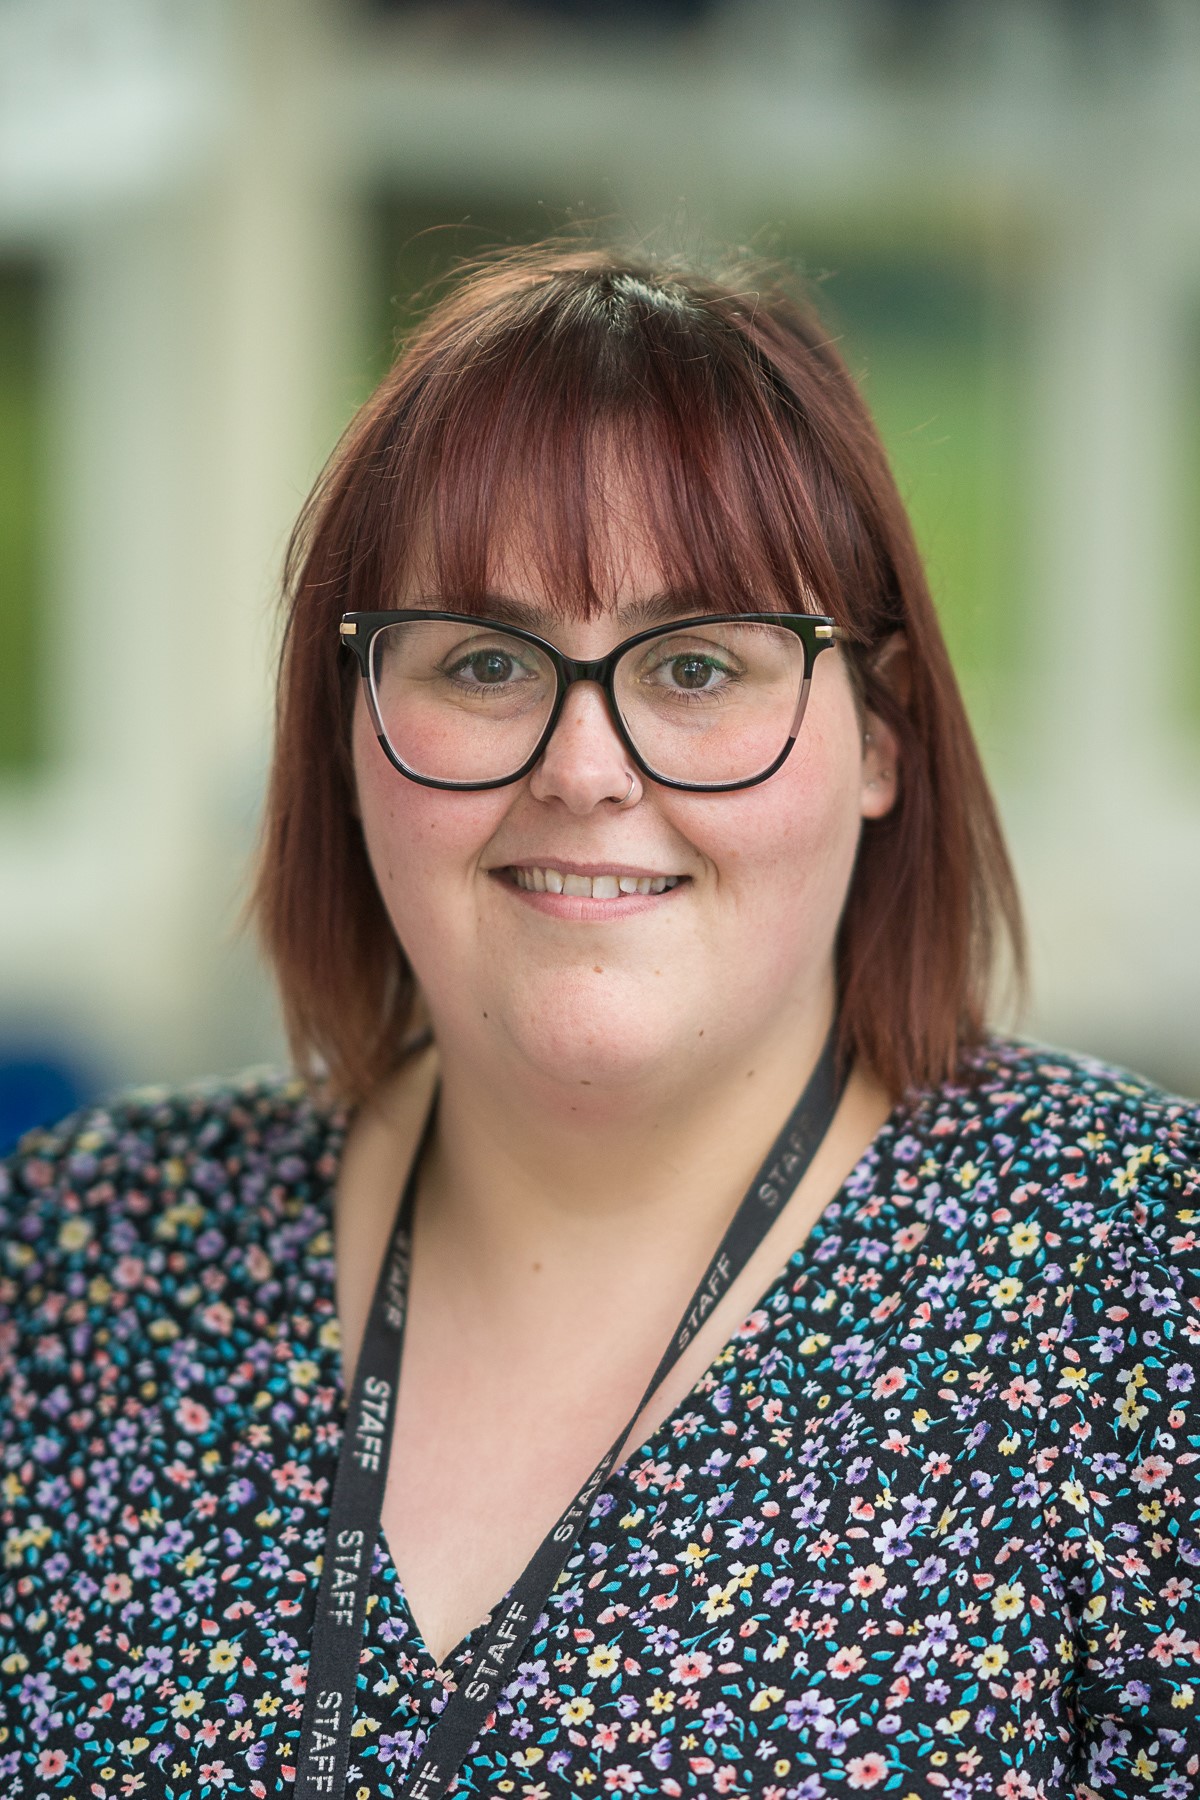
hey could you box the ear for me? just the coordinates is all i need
[859,632,909,822]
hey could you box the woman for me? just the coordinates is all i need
[2,247,1198,1800]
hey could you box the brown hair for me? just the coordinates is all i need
[253,244,1024,1105]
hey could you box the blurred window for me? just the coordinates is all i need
[1184,307,1200,736]
[0,261,47,778]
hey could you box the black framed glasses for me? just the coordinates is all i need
[339,609,849,793]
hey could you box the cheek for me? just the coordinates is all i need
[352,703,503,930]
[678,711,864,917]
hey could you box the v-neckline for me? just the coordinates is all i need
[316,1079,915,1678]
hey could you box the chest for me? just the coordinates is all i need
[355,1319,1078,1798]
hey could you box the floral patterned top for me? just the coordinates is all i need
[2,1036,1200,1800]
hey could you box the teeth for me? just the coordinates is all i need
[509,867,681,898]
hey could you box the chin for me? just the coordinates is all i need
[489,989,698,1099]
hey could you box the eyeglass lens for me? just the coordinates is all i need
[368,618,809,786]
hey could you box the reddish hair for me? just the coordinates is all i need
[253,245,1024,1104]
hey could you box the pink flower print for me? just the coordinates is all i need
[178,1396,212,1434]
[1000,1374,1042,1410]
[669,1650,713,1686]
[846,1752,888,1788]
[1132,1455,1172,1491]
[603,1765,640,1791]
[870,1366,906,1400]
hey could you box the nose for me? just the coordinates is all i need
[526,681,636,814]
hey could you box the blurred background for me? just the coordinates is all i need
[1,0,1198,1147]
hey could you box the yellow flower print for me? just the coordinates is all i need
[974,1646,1009,1676]
[749,1686,784,1712]
[171,1692,204,1719]
[585,1643,619,1679]
[1008,1221,1040,1256]
[558,1698,594,1725]
[1060,1478,1089,1514]
[648,1688,676,1714]
[988,1277,1022,1307]
[254,1695,281,1717]
[680,1542,710,1569]
[699,1584,735,1623]
[207,1639,237,1674]
[58,1216,92,1252]
[991,1582,1025,1621]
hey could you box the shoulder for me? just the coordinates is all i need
[907,1031,1199,1209]
[0,1068,346,1336]
[902,1032,1200,1337]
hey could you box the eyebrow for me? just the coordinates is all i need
[420,591,716,633]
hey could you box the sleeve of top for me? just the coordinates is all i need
[1054,1093,1200,1798]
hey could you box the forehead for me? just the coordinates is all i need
[400,474,713,632]
[398,450,807,636]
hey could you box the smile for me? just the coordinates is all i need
[503,866,684,898]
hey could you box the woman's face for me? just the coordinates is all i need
[351,527,899,1102]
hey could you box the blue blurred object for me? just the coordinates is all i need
[0,1051,93,1155]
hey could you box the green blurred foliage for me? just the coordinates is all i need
[790,244,1026,743]
[0,263,45,777]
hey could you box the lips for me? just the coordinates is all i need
[502,866,685,898]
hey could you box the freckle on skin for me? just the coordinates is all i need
[593,966,603,974]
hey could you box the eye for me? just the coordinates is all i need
[637,640,741,698]
[450,648,523,686]
[664,653,724,691]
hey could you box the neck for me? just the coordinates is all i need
[418,984,837,1297]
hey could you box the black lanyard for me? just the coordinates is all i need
[296,1025,845,1800]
